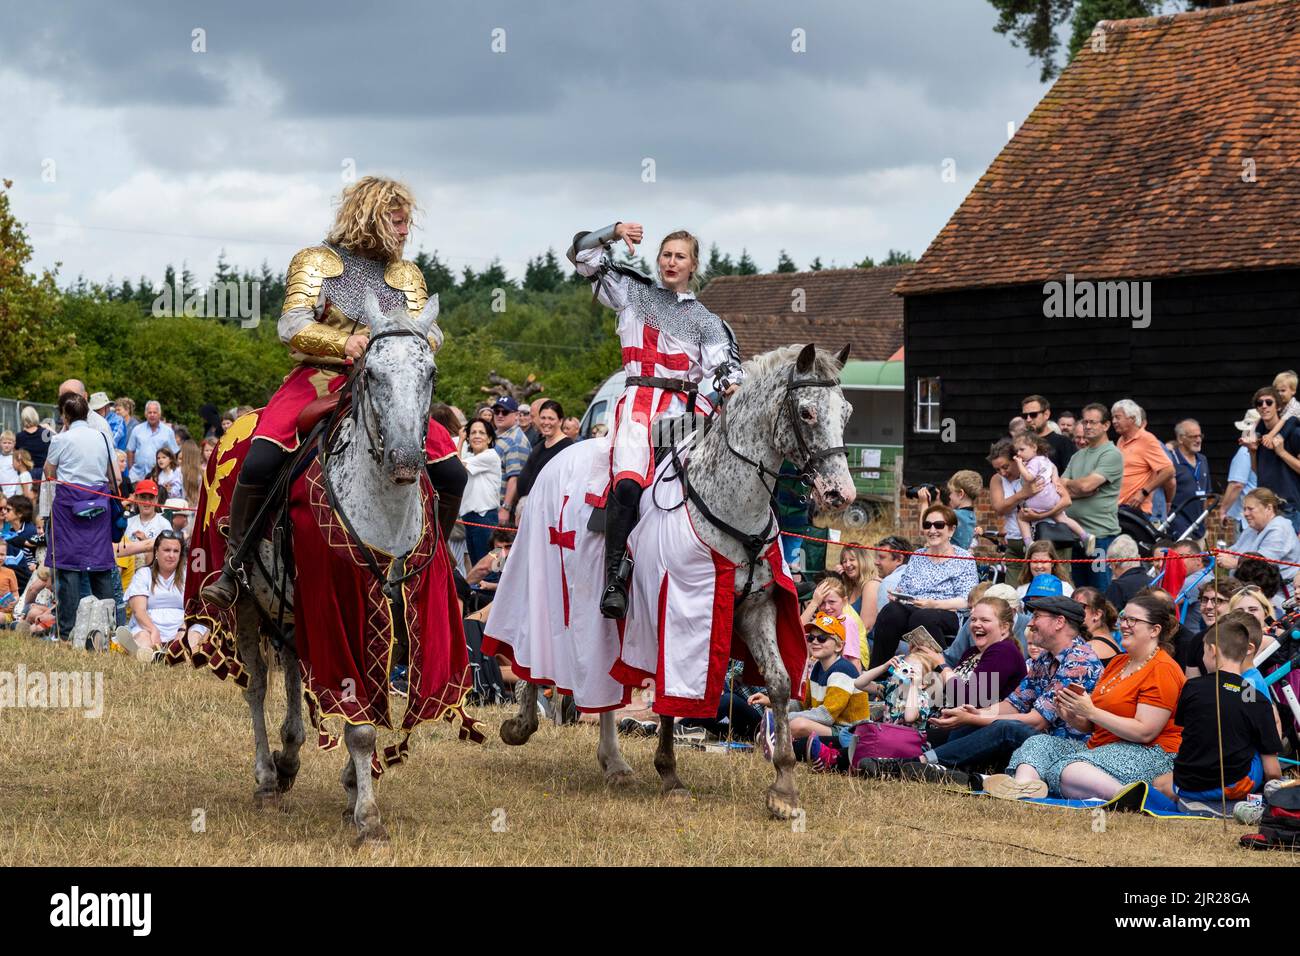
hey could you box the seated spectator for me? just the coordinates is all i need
[1153,611,1282,803]
[868,504,979,669]
[1166,539,1210,632]
[1071,586,1121,664]
[1225,586,1278,692]
[678,659,763,741]
[1103,534,1148,608]
[1220,488,1300,587]
[1183,578,1242,679]
[1,496,39,591]
[944,582,1029,663]
[1235,554,1285,614]
[873,535,911,614]
[929,595,1027,714]
[164,498,191,541]
[749,612,869,772]
[118,529,186,661]
[992,593,1185,801]
[458,418,502,566]
[465,526,514,609]
[799,572,862,668]
[899,595,1103,784]
[833,545,879,631]
[113,479,170,587]
[12,566,56,639]
[1015,540,1075,598]
[0,540,17,625]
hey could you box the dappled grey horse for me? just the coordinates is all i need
[227,290,442,845]
[501,343,855,819]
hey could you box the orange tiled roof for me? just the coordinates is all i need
[698,265,908,360]
[895,0,1300,296]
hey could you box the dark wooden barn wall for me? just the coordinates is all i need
[902,269,1300,488]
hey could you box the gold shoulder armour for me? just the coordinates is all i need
[282,245,343,315]
[384,259,429,318]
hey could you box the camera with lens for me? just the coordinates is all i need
[903,482,941,500]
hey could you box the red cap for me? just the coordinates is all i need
[133,479,159,498]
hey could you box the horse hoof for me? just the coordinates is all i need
[663,787,692,804]
[353,824,390,848]
[499,718,535,747]
[273,750,299,793]
[765,789,799,821]
[604,767,636,788]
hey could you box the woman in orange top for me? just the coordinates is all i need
[989,592,1185,800]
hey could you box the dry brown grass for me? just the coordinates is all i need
[0,631,1290,867]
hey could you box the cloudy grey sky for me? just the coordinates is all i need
[1,0,1050,286]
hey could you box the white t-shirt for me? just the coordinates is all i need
[996,474,1024,541]
[124,512,172,569]
[125,567,185,641]
[0,453,20,494]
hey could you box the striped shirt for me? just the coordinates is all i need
[801,657,872,727]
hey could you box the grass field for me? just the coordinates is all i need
[1,632,1294,867]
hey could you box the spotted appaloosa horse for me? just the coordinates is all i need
[495,343,855,819]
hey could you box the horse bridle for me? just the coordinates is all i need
[319,327,438,601]
[671,361,846,602]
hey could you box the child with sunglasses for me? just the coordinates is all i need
[748,612,870,772]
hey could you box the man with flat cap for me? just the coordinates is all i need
[868,595,1104,787]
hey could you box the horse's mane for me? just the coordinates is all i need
[742,344,841,381]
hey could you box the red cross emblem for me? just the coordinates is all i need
[549,495,576,627]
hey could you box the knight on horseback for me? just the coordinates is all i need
[202,177,465,608]
[567,220,743,619]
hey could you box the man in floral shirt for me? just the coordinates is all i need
[898,595,1102,785]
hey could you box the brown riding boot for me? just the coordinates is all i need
[200,482,270,608]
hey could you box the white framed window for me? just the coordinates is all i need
[914,377,941,433]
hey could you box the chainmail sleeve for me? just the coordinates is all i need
[700,315,745,391]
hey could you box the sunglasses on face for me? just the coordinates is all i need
[922,520,948,530]
[1023,409,1045,418]
[806,633,832,644]
[1256,399,1275,408]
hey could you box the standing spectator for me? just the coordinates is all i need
[1012,433,1090,551]
[1020,394,1074,472]
[115,398,140,448]
[14,406,53,476]
[458,418,502,567]
[150,447,184,500]
[987,440,1030,586]
[178,440,203,510]
[512,400,572,522]
[0,431,20,497]
[1071,420,1088,450]
[59,380,117,457]
[1259,370,1299,443]
[44,391,117,644]
[1166,418,1210,539]
[491,396,532,525]
[198,403,224,441]
[517,402,542,447]
[1062,403,1125,589]
[1112,399,1174,515]
[1103,535,1148,609]
[561,416,581,441]
[1057,411,1077,435]
[1219,408,1259,535]
[89,392,126,451]
[1248,387,1300,532]
[125,400,180,484]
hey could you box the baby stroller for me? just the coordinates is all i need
[1118,493,1220,559]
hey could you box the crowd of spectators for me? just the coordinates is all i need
[744,372,1298,816]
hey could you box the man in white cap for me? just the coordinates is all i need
[1219,408,1260,535]
[89,391,127,451]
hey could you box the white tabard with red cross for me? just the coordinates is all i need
[608,318,717,493]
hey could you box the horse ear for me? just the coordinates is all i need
[796,343,816,374]
[835,343,851,369]
[363,290,392,333]
[413,292,440,340]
